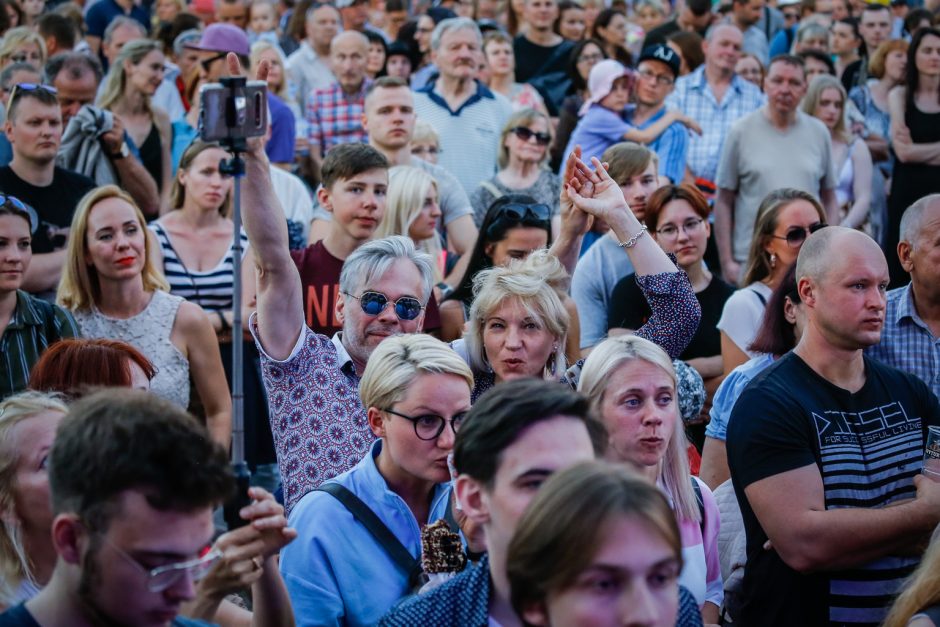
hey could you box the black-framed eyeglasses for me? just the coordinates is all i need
[577,52,603,64]
[342,290,425,321]
[0,194,38,233]
[771,222,826,248]
[383,408,467,440]
[9,82,57,105]
[104,536,222,593]
[200,52,227,73]
[511,126,551,146]
[656,217,704,239]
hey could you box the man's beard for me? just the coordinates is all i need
[76,538,133,627]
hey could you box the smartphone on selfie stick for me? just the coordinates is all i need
[198,76,268,529]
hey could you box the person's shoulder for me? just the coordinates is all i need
[865,353,933,394]
[797,110,831,135]
[379,559,490,626]
[708,274,737,299]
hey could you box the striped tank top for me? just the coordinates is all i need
[149,221,249,312]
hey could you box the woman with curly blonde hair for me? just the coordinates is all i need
[883,525,940,627]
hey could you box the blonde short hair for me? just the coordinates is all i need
[498,108,553,170]
[466,249,569,377]
[57,186,170,311]
[0,392,68,607]
[375,166,444,283]
[578,335,699,523]
[359,334,473,411]
[0,27,46,68]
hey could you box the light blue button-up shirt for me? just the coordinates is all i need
[281,439,451,627]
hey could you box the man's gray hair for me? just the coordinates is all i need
[173,29,203,57]
[430,17,482,52]
[44,51,103,84]
[900,194,940,247]
[103,16,145,44]
[339,235,434,303]
[0,62,40,90]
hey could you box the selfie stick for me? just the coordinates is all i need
[215,74,251,530]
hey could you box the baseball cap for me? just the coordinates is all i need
[580,59,634,116]
[637,44,681,79]
[184,23,250,58]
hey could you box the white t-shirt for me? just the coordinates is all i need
[270,166,314,245]
[716,282,773,358]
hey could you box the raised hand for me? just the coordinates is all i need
[565,156,634,225]
[558,146,593,237]
[225,52,270,160]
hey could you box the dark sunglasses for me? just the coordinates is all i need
[772,222,826,247]
[487,202,552,239]
[0,194,38,233]
[200,52,227,73]
[511,126,551,146]
[343,290,424,321]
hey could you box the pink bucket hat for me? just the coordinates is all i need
[579,59,635,116]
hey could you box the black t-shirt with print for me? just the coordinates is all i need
[0,166,96,254]
[727,352,940,626]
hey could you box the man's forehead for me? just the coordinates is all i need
[368,87,413,109]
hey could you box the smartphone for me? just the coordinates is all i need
[199,80,268,142]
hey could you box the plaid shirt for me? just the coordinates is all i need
[305,79,372,156]
[665,66,765,182]
[866,283,940,400]
[0,290,79,400]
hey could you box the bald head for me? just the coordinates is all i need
[707,23,743,43]
[330,31,369,93]
[797,227,886,284]
[900,194,940,246]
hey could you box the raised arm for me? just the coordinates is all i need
[548,146,592,276]
[842,141,873,229]
[235,55,306,360]
[566,156,701,358]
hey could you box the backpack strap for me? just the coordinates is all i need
[479,180,503,200]
[317,482,425,589]
[691,477,705,537]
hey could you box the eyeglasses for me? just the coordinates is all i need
[636,68,674,86]
[343,290,425,320]
[771,222,826,247]
[104,537,222,593]
[199,52,227,73]
[8,82,57,105]
[656,217,705,239]
[0,194,38,232]
[577,52,603,64]
[383,408,467,440]
[510,126,551,146]
[782,10,800,20]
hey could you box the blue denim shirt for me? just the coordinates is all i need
[705,353,775,442]
[281,439,451,627]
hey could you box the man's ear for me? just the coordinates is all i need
[335,290,346,325]
[797,276,816,308]
[361,111,369,133]
[51,513,84,565]
[455,474,490,526]
[898,240,914,273]
[4,119,13,143]
[367,406,386,438]
[522,603,550,627]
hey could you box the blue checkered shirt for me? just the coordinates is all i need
[866,283,940,400]
[665,66,765,182]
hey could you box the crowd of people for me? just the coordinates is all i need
[0,0,939,624]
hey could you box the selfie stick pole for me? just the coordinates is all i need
[217,75,251,530]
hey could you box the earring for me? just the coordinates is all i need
[552,342,559,352]
[770,252,777,269]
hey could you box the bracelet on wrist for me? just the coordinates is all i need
[617,225,648,249]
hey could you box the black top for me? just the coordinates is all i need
[138,123,163,193]
[513,35,574,83]
[727,352,940,626]
[0,166,96,254]
[608,272,734,361]
[642,18,680,48]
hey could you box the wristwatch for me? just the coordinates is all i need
[110,141,129,160]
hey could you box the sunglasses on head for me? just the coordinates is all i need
[511,126,551,146]
[487,202,552,238]
[9,82,57,103]
[772,222,826,247]
[0,194,38,233]
[343,290,424,321]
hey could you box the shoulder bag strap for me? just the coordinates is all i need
[317,482,424,587]
[691,477,705,537]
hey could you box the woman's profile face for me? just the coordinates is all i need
[525,514,681,627]
[127,49,166,97]
[914,33,940,77]
[598,359,677,470]
[884,49,907,82]
[407,185,441,242]
[486,225,549,267]
[7,410,65,535]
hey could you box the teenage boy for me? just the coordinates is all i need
[290,143,440,336]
